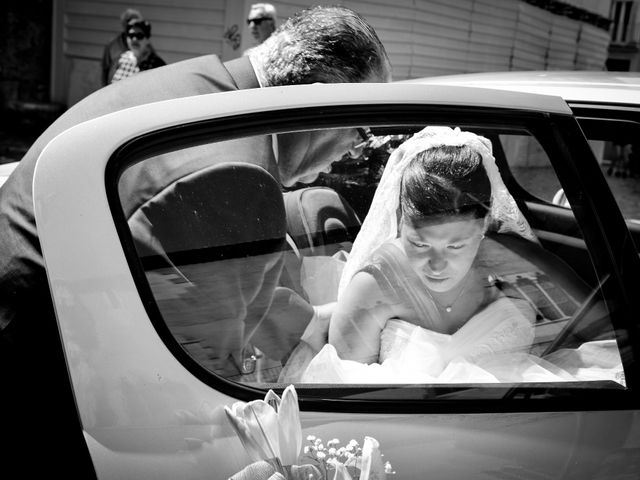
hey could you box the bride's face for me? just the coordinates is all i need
[400,214,485,293]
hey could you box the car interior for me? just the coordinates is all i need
[116,119,630,398]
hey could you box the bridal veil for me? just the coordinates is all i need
[338,126,537,297]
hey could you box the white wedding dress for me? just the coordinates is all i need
[298,127,625,387]
[300,315,624,385]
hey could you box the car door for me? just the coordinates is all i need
[34,83,640,479]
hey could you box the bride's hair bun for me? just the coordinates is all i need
[400,144,491,223]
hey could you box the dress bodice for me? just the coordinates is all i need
[363,241,502,334]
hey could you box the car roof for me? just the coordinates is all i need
[51,83,574,140]
[406,71,640,106]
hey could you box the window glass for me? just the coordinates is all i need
[580,118,640,222]
[500,133,563,204]
[117,120,628,399]
[511,116,640,221]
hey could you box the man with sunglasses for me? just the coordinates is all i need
[0,6,391,476]
[247,3,277,44]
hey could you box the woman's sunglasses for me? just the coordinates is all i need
[127,32,147,40]
[246,17,272,26]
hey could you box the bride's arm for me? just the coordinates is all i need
[329,271,394,363]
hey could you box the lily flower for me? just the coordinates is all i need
[327,459,353,480]
[358,437,387,480]
[225,385,302,467]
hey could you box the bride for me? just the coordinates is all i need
[288,126,623,384]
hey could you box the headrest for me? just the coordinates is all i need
[130,162,286,264]
[284,186,361,255]
[127,163,287,377]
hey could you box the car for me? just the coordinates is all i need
[410,70,640,227]
[19,82,640,478]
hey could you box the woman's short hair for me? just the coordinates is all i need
[400,144,492,223]
[120,9,143,31]
[253,6,391,86]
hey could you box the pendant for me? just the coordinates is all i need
[445,306,452,313]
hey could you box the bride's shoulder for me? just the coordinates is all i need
[339,269,385,307]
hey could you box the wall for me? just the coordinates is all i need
[55,0,614,106]
[60,0,230,105]
[229,0,612,77]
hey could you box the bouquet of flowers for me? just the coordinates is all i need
[225,385,393,480]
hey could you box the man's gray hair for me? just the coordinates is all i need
[251,6,391,86]
[250,3,277,22]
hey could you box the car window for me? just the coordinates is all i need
[579,117,640,222]
[114,115,631,403]
[512,115,640,223]
[499,134,563,205]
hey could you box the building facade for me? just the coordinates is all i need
[607,0,640,70]
[44,0,613,106]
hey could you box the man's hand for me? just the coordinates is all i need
[300,302,336,353]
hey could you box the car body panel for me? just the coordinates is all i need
[408,71,640,105]
[32,83,639,479]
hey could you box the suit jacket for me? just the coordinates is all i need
[0,55,308,474]
[0,54,268,332]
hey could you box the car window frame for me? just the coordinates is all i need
[106,103,640,413]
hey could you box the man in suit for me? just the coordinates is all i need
[0,6,391,477]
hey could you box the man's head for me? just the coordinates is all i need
[120,8,143,32]
[248,6,392,186]
[247,3,277,43]
[250,6,391,86]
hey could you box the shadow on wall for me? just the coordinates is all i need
[0,0,65,162]
[66,58,103,107]
[0,0,54,108]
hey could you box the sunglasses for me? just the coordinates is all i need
[127,32,147,40]
[246,17,272,26]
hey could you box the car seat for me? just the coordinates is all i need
[480,233,610,354]
[284,186,362,257]
[282,186,362,304]
[127,162,311,382]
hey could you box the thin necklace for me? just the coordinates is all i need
[430,271,472,313]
